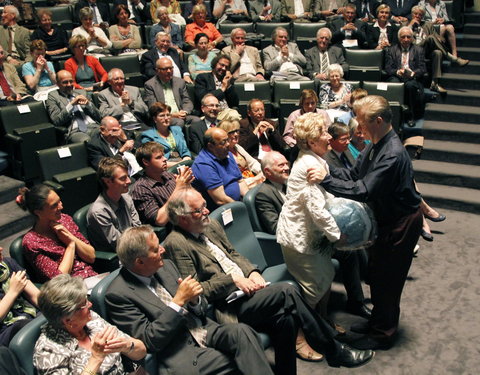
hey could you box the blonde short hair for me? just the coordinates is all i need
[353,95,392,124]
[293,112,328,151]
[218,120,240,134]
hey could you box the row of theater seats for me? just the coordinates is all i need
[9,199,319,375]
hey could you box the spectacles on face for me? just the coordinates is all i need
[75,298,90,312]
[204,103,220,108]
[185,203,207,215]
[157,66,174,71]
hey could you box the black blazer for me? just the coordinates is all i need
[140,47,187,79]
[255,180,285,235]
[323,149,355,170]
[366,23,399,49]
[194,73,239,111]
[385,44,426,80]
[188,120,208,155]
[74,0,111,24]
[329,18,368,48]
[238,117,286,159]
[112,0,151,24]
[86,130,118,170]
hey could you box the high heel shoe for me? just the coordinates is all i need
[421,229,434,242]
[424,212,446,222]
[296,341,324,362]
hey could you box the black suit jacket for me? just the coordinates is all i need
[385,43,426,80]
[194,73,239,111]
[366,23,399,49]
[105,262,217,375]
[323,149,355,170]
[329,18,368,48]
[86,129,119,170]
[188,120,209,155]
[113,0,151,24]
[383,0,419,17]
[238,117,286,158]
[353,0,379,19]
[255,180,285,235]
[140,47,187,79]
[74,0,111,24]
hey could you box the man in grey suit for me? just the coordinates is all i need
[262,27,309,81]
[97,68,149,130]
[46,70,101,143]
[250,0,282,22]
[324,122,355,169]
[280,0,318,22]
[0,5,31,66]
[305,27,349,81]
[144,57,199,127]
[105,225,275,375]
[313,0,348,19]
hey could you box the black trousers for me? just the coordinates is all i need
[367,208,423,337]
[387,76,425,120]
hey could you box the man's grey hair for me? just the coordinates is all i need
[230,27,246,39]
[272,27,289,41]
[398,26,413,39]
[201,93,218,106]
[317,27,332,40]
[117,225,155,270]
[38,274,87,330]
[157,6,168,17]
[5,5,19,21]
[155,31,171,41]
[166,190,193,225]
[107,68,124,81]
[260,151,284,173]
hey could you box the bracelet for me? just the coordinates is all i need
[128,341,135,353]
[82,367,96,375]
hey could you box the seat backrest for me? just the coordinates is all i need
[72,203,92,239]
[273,80,315,105]
[255,22,291,38]
[9,315,47,375]
[167,159,194,174]
[209,202,268,272]
[242,184,264,232]
[38,6,73,23]
[90,268,121,319]
[100,55,142,75]
[292,21,327,39]
[36,142,90,181]
[219,22,254,35]
[9,235,27,269]
[234,81,272,103]
[0,101,52,135]
[345,49,384,68]
[362,81,405,104]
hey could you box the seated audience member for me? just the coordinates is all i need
[185,5,223,49]
[385,26,426,123]
[239,98,287,159]
[314,0,348,20]
[347,117,369,159]
[367,4,399,50]
[191,127,248,210]
[384,0,417,23]
[141,31,191,82]
[34,274,146,375]
[337,87,368,126]
[141,102,192,167]
[0,45,31,106]
[97,68,149,128]
[319,64,353,119]
[218,120,265,188]
[188,33,217,80]
[46,70,102,143]
[188,94,221,154]
[64,35,108,91]
[113,0,151,24]
[213,0,250,24]
[72,7,112,58]
[280,0,318,22]
[183,0,213,21]
[87,157,141,253]
[283,89,331,148]
[262,27,308,81]
[222,28,265,82]
[409,6,468,93]
[131,142,194,226]
[144,57,198,126]
[109,5,144,56]
[30,9,69,58]
[324,122,355,169]
[0,5,31,67]
[250,0,281,22]
[0,246,39,347]
[352,0,377,21]
[150,0,184,24]
[19,184,97,283]
[150,6,184,53]
[105,225,275,375]
[87,116,142,176]
[194,54,239,110]
[329,4,368,48]
[74,0,111,27]
[10,0,37,29]
[164,187,375,372]
[22,40,56,93]
[305,27,349,83]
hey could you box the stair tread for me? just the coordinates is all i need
[462,34,480,39]
[416,183,480,205]
[423,121,480,134]
[0,201,31,227]
[426,103,480,114]
[423,139,480,154]
[442,88,480,97]
[413,159,480,177]
[441,73,480,80]
[457,46,480,52]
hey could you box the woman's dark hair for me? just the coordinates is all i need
[149,101,171,118]
[114,4,131,19]
[17,184,52,216]
[194,32,209,45]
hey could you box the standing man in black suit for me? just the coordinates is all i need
[106,225,275,375]
[188,94,221,155]
[113,0,151,24]
[329,4,368,48]
[194,54,239,111]
[74,0,111,27]
[385,26,426,123]
[141,32,192,82]
[323,122,355,169]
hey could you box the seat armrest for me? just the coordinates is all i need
[254,232,285,267]
[4,133,22,144]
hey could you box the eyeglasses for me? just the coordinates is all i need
[75,299,90,311]
[157,67,174,71]
[228,129,240,135]
[204,104,220,108]
[184,203,207,215]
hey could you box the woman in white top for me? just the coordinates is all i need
[277,112,341,315]
[72,7,112,58]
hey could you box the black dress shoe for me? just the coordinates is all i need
[421,229,434,242]
[327,343,374,368]
[352,334,394,350]
[346,302,372,319]
[424,212,446,222]
[350,321,370,334]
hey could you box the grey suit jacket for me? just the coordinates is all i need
[323,149,355,169]
[255,180,285,235]
[105,261,218,375]
[305,45,349,79]
[143,76,194,114]
[281,0,315,17]
[262,42,307,76]
[1,62,27,97]
[0,25,31,62]
[46,89,101,129]
[97,85,148,122]
[222,45,265,77]
[249,0,282,21]
[313,0,348,13]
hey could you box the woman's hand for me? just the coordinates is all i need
[51,223,74,245]
[8,270,28,296]
[307,166,327,184]
[91,326,118,358]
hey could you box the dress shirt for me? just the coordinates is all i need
[157,49,182,78]
[202,235,244,277]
